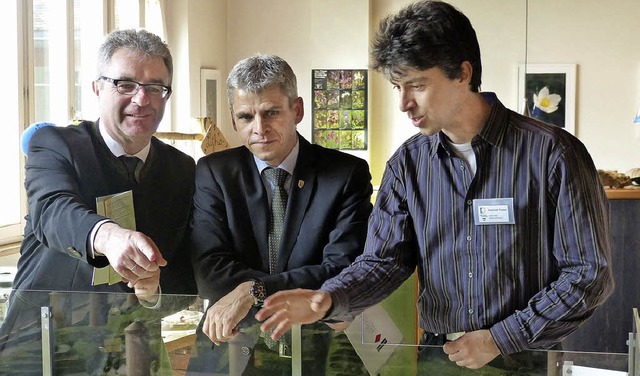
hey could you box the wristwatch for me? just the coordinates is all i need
[249,279,267,307]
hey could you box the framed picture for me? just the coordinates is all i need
[518,63,576,134]
[311,69,368,150]
[200,68,222,127]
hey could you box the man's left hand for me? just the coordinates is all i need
[132,269,160,304]
[442,329,500,369]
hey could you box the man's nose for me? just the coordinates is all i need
[131,86,151,106]
[253,116,268,134]
[398,89,415,112]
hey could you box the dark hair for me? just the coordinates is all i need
[97,29,173,83]
[371,0,482,92]
[227,54,298,108]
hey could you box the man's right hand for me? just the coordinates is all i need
[203,281,254,345]
[93,222,167,285]
[256,289,332,340]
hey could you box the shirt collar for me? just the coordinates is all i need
[428,92,509,160]
[99,122,151,162]
[476,92,509,149]
[254,137,299,176]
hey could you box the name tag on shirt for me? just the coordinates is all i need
[473,198,515,225]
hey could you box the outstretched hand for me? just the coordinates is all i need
[94,222,167,286]
[255,289,332,340]
[132,270,161,304]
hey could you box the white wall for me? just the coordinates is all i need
[225,0,370,160]
[165,0,228,135]
[525,0,640,172]
[167,0,640,183]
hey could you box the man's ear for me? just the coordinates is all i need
[230,110,238,132]
[92,80,100,96]
[293,97,304,124]
[459,61,473,86]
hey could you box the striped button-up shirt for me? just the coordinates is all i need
[323,93,613,354]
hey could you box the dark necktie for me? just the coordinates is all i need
[263,168,289,275]
[119,156,140,184]
[262,167,291,353]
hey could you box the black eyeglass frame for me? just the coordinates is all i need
[98,76,172,99]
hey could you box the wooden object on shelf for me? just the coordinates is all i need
[197,116,229,155]
[604,186,640,200]
[154,132,204,142]
[597,169,631,189]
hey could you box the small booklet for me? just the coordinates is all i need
[92,190,136,286]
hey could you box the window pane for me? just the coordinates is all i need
[73,0,81,120]
[114,0,140,30]
[33,0,51,122]
[33,0,69,125]
[75,0,104,121]
[145,0,165,39]
[0,1,21,228]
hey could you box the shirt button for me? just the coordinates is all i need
[468,272,473,278]
[468,309,474,315]
[466,236,472,241]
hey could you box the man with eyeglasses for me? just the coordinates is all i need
[0,29,196,373]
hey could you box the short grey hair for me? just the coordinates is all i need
[226,54,298,108]
[97,29,173,83]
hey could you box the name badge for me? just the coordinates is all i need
[473,198,515,225]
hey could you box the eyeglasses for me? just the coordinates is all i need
[98,76,172,99]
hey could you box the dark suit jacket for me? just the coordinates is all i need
[190,135,373,303]
[11,120,197,296]
[0,120,197,369]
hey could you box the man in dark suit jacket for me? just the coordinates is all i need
[186,54,372,375]
[0,29,196,374]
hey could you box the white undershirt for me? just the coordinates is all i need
[449,142,477,176]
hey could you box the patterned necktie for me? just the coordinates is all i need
[263,168,289,275]
[262,167,291,352]
[119,156,140,184]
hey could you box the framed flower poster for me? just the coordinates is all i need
[517,63,576,134]
[311,69,367,150]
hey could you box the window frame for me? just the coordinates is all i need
[1,0,158,251]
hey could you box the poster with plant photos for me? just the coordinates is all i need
[312,69,367,150]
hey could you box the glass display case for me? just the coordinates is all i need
[0,289,635,375]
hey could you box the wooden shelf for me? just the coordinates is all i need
[605,187,640,200]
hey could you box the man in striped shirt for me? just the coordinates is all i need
[257,0,614,372]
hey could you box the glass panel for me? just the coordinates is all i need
[0,291,295,374]
[303,304,631,376]
[0,290,631,374]
[298,276,418,375]
[0,0,21,229]
[0,291,205,374]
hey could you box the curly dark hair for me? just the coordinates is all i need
[371,0,482,92]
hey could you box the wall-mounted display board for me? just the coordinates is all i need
[311,69,367,150]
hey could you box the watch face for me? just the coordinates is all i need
[250,280,266,305]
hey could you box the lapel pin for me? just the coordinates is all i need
[298,180,304,189]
